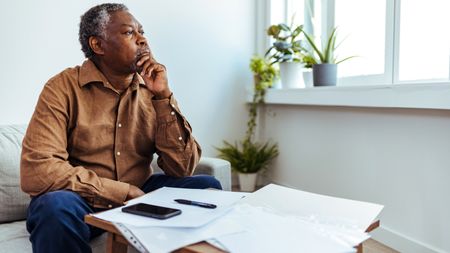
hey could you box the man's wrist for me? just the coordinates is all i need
[153,90,172,100]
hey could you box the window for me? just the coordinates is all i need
[334,0,387,82]
[269,0,450,86]
[397,0,450,82]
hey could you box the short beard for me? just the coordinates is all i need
[130,61,140,73]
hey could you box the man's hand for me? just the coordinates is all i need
[137,54,172,99]
[126,185,145,201]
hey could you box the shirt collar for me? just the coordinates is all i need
[78,59,146,89]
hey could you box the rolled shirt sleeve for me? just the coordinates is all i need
[152,94,201,177]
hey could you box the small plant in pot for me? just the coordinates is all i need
[302,27,355,86]
[216,56,279,192]
[301,53,316,87]
[265,22,309,89]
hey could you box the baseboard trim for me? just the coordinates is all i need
[372,226,446,253]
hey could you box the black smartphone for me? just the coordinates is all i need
[122,203,182,219]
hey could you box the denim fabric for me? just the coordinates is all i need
[26,174,222,253]
[141,173,222,193]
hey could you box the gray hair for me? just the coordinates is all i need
[79,3,128,58]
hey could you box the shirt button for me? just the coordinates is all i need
[170,111,175,115]
[116,151,121,156]
[108,204,112,208]
[118,123,122,128]
[178,136,182,141]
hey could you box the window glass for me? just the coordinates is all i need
[287,0,306,27]
[398,0,450,81]
[334,0,386,78]
[270,0,286,25]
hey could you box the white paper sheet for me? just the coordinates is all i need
[117,214,244,253]
[240,184,383,231]
[93,187,247,227]
[216,204,362,253]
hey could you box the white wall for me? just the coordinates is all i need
[0,0,256,156]
[261,104,450,253]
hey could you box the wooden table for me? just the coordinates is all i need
[85,214,379,253]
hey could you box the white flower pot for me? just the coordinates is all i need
[303,70,313,87]
[238,172,258,192]
[279,62,305,89]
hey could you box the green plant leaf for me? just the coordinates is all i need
[278,23,290,31]
[303,31,325,63]
[335,55,357,64]
[324,27,337,63]
[216,140,279,173]
[267,25,280,37]
[264,46,275,57]
[292,25,304,37]
[273,41,292,50]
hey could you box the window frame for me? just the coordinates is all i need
[259,0,450,110]
[268,0,449,86]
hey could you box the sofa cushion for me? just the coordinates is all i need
[0,220,32,252]
[0,220,108,253]
[0,125,30,223]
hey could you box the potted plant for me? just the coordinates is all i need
[266,21,308,89]
[216,56,279,192]
[302,27,355,86]
[302,54,316,87]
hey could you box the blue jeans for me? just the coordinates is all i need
[26,174,222,253]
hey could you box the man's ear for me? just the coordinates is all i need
[89,36,104,56]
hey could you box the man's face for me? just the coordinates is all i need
[99,10,151,74]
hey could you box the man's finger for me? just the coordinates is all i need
[145,66,155,77]
[136,55,151,66]
[140,61,154,76]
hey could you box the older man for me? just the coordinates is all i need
[20,3,221,253]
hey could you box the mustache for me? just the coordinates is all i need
[136,47,151,58]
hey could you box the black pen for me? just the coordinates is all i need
[174,199,217,209]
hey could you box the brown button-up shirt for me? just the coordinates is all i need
[20,59,201,208]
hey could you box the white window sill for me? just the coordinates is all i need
[254,82,450,110]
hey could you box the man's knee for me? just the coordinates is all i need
[26,191,93,252]
[27,190,90,232]
[30,191,83,218]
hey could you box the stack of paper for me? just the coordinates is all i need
[92,184,383,253]
[215,184,384,253]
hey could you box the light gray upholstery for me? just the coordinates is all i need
[0,124,231,252]
[151,156,231,191]
[0,125,30,223]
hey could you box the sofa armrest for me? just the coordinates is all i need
[151,157,232,191]
[194,157,231,191]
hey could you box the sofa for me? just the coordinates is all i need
[0,124,231,252]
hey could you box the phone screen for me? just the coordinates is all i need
[122,203,181,219]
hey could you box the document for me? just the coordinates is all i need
[240,184,383,231]
[214,184,383,253]
[115,214,243,253]
[93,187,247,227]
[215,204,363,253]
